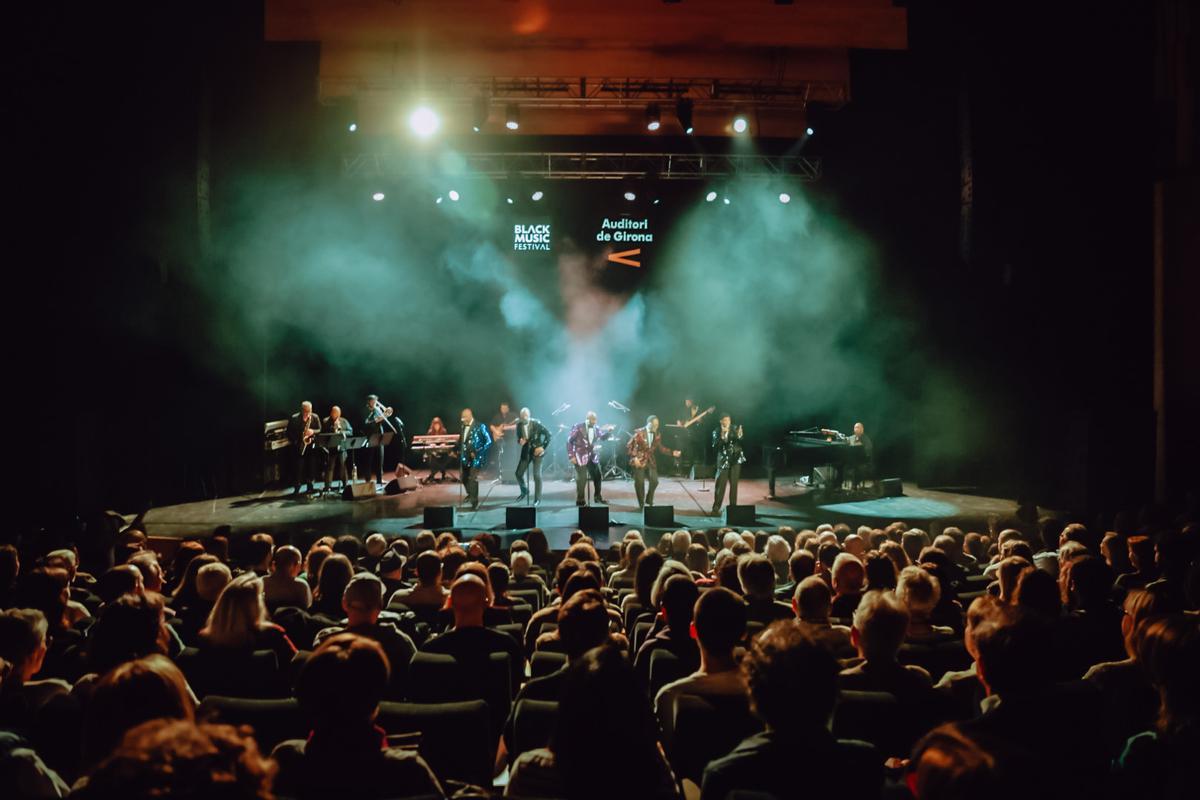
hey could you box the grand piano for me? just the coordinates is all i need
[762,427,868,498]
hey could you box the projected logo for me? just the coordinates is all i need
[597,217,653,268]
[514,224,551,251]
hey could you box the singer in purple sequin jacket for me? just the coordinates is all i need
[566,421,612,466]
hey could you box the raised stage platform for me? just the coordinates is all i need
[139,473,1021,550]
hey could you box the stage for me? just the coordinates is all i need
[139,472,1022,550]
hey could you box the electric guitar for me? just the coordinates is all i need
[680,405,716,429]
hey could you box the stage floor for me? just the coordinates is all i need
[141,472,1021,549]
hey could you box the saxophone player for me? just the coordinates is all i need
[626,415,680,509]
[286,401,321,495]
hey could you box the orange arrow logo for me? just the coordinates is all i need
[607,248,642,267]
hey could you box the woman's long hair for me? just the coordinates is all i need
[200,573,269,649]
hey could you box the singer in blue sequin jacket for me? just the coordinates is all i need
[459,418,492,469]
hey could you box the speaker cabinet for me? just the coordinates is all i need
[578,505,609,531]
[384,476,420,495]
[343,482,378,501]
[880,478,903,497]
[506,506,537,529]
[725,504,756,526]
[643,505,675,528]
[423,506,456,530]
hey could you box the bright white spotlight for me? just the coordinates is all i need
[531,190,544,201]
[645,103,661,131]
[348,122,358,133]
[806,126,814,136]
[732,113,748,134]
[624,190,636,201]
[435,196,444,204]
[448,190,460,202]
[505,104,520,131]
[705,190,718,202]
[652,198,661,205]
[722,196,731,205]
[506,197,514,204]
[408,106,440,138]
[778,192,791,204]
[371,191,385,202]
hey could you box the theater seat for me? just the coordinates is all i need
[405,651,512,742]
[176,647,285,699]
[510,699,558,759]
[378,700,492,788]
[508,603,533,626]
[668,694,762,783]
[648,648,689,699]
[530,650,567,679]
[508,589,543,612]
[833,690,911,757]
[898,639,972,683]
[198,696,304,753]
[632,620,654,653]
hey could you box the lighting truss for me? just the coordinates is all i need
[342,152,822,181]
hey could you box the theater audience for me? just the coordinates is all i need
[388,550,447,609]
[421,573,523,695]
[896,565,957,642]
[310,553,354,618]
[701,622,881,800]
[82,654,195,768]
[792,575,853,653]
[738,555,793,626]
[841,590,935,703]
[198,573,296,669]
[313,574,415,696]
[272,633,444,799]
[262,545,311,611]
[634,573,700,687]
[829,552,866,620]
[507,643,678,799]
[654,586,746,742]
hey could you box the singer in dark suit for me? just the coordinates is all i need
[567,411,613,505]
[321,406,354,491]
[458,408,492,509]
[710,414,746,515]
[514,407,552,505]
[626,415,681,509]
[286,401,322,494]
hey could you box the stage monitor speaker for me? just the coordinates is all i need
[643,505,675,528]
[579,506,609,532]
[506,506,537,530]
[725,504,756,526]
[343,482,378,501]
[383,476,420,495]
[423,506,455,530]
[880,478,903,497]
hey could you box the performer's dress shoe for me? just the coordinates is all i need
[533,499,541,507]
[576,500,586,507]
[595,496,607,504]
[517,493,529,502]
[710,507,720,516]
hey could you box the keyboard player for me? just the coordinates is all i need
[417,417,456,483]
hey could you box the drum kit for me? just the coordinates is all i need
[542,400,635,481]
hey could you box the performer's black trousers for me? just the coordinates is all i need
[713,463,742,509]
[632,463,659,507]
[295,450,316,492]
[574,462,602,503]
[515,454,543,501]
[324,451,348,489]
[366,443,386,484]
[462,463,480,505]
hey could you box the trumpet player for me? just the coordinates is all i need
[515,407,552,506]
[362,393,395,487]
[567,410,613,506]
[287,400,321,495]
[710,413,746,515]
[626,415,681,509]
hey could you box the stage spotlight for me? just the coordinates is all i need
[506,197,514,205]
[645,103,661,131]
[676,98,694,134]
[531,189,544,201]
[435,196,444,204]
[624,190,637,201]
[448,190,460,202]
[408,106,440,138]
[732,108,749,134]
[348,122,358,133]
[722,196,731,205]
[653,198,661,205]
[806,126,814,136]
[505,104,520,130]
[705,190,718,202]
[371,191,385,202]
[778,192,791,204]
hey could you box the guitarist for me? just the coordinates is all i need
[627,415,681,509]
[567,411,614,506]
[710,413,747,515]
[676,398,716,476]
[514,407,552,505]
[286,400,321,495]
[490,402,519,481]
